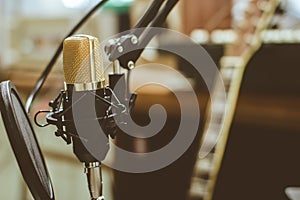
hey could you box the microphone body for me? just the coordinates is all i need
[62,34,109,200]
[62,34,109,163]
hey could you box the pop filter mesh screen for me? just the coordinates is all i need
[12,90,50,194]
[0,81,54,200]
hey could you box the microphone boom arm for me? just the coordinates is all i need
[106,0,179,69]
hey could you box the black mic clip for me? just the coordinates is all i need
[34,87,133,145]
[34,90,72,144]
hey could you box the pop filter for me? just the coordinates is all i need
[0,81,55,200]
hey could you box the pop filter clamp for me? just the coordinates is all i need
[35,0,179,199]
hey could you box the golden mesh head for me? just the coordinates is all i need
[63,34,104,85]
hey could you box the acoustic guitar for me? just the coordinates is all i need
[189,0,279,199]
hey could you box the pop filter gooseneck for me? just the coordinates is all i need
[0,81,55,200]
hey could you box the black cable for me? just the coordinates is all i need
[25,0,109,113]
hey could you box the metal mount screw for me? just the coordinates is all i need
[117,46,124,53]
[131,35,138,45]
[128,61,135,70]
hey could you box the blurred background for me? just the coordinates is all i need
[0,0,300,200]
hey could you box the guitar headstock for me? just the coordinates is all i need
[226,0,278,58]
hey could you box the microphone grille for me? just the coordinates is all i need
[63,35,104,85]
